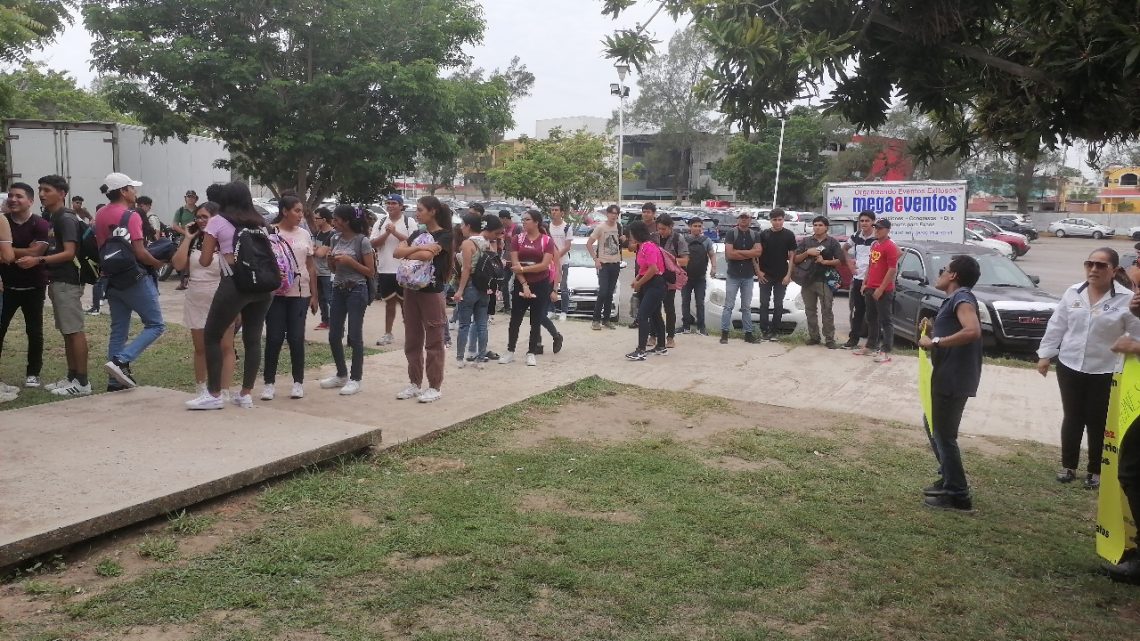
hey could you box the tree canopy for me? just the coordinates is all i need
[0,64,126,122]
[84,0,514,206]
[487,129,616,212]
[0,1,74,63]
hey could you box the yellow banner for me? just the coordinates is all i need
[1097,356,1139,563]
[918,322,933,437]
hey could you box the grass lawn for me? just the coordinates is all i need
[3,378,1136,641]
[0,310,375,411]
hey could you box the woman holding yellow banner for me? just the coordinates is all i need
[1037,248,1140,490]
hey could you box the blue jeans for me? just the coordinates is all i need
[329,282,369,380]
[455,284,490,360]
[721,276,754,333]
[90,279,106,311]
[106,276,165,364]
[558,262,570,314]
[681,276,707,331]
[757,280,787,334]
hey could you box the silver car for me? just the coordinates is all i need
[1048,217,1115,239]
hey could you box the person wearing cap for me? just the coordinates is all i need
[70,196,91,222]
[370,193,418,346]
[720,211,763,344]
[794,216,844,349]
[171,190,199,290]
[841,210,877,349]
[93,172,166,391]
[853,218,900,363]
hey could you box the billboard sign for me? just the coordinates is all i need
[825,180,967,243]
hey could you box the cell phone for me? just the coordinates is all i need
[187,222,200,235]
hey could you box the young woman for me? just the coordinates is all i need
[626,220,668,361]
[172,202,236,398]
[260,196,319,401]
[320,205,375,396]
[499,209,554,367]
[185,182,274,410]
[1037,248,1140,488]
[393,196,453,402]
[453,213,501,369]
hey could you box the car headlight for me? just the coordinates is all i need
[977,303,992,324]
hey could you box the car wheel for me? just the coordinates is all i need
[1132,232,1140,241]
[1054,229,1065,238]
[1093,231,1104,240]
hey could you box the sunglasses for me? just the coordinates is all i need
[1084,260,1112,270]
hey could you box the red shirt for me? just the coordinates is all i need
[94,203,145,247]
[509,232,553,284]
[865,238,900,292]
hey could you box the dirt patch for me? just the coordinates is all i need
[406,456,466,474]
[117,625,200,640]
[347,509,378,528]
[517,491,639,524]
[386,553,452,572]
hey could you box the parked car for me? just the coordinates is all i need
[978,214,1038,241]
[966,219,1029,257]
[705,243,807,334]
[1125,225,1140,241]
[1048,218,1115,239]
[965,228,1015,259]
[564,238,623,320]
[892,241,1059,352]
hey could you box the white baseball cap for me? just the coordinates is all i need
[103,172,143,191]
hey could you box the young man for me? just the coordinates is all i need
[793,216,844,348]
[136,196,161,243]
[311,208,335,329]
[721,212,762,344]
[656,213,689,348]
[370,194,417,346]
[548,203,573,322]
[842,210,877,349]
[680,217,716,335]
[497,210,517,313]
[855,218,900,363]
[71,196,91,222]
[629,203,662,328]
[16,175,90,396]
[756,208,798,341]
[93,172,166,390]
[170,190,198,290]
[587,204,623,330]
[0,183,51,390]
[918,254,983,513]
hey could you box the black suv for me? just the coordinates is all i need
[892,241,1059,352]
[977,214,1039,241]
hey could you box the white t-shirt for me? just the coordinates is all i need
[275,226,314,298]
[548,219,571,255]
[370,213,418,274]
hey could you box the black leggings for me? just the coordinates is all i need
[204,277,272,394]
[637,276,667,350]
[1056,362,1112,475]
[264,296,308,384]
[507,279,551,354]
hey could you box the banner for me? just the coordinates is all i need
[824,181,967,243]
[1097,357,1140,563]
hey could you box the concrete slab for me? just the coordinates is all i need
[0,387,381,567]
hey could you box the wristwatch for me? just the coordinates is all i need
[931,336,941,348]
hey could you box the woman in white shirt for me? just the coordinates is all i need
[1037,248,1140,488]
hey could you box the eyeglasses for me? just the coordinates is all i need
[1084,260,1112,270]
[938,267,947,276]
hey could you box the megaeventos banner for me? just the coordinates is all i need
[825,181,967,243]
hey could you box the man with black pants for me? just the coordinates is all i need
[587,204,622,329]
[680,218,715,335]
[0,183,51,389]
[918,254,983,513]
[628,203,662,327]
[842,210,877,349]
[757,208,797,341]
[855,218,900,363]
[655,214,688,348]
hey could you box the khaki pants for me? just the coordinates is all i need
[800,281,835,342]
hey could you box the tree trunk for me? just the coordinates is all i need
[672,146,689,204]
[1014,145,1039,216]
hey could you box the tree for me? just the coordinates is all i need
[601,1,1140,159]
[625,26,722,203]
[452,56,535,199]
[84,0,513,207]
[487,129,616,212]
[0,1,74,63]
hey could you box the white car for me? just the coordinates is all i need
[1048,217,1115,239]
[705,243,806,334]
[1127,225,1140,241]
[563,238,623,320]
[965,228,1014,259]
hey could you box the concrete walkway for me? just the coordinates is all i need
[1,293,1064,567]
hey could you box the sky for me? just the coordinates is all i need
[32,0,683,139]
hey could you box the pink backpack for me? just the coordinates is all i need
[267,231,300,296]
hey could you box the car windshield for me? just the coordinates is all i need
[568,244,596,268]
[926,252,1035,288]
[971,225,995,238]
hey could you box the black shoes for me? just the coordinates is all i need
[1085,474,1101,489]
[923,494,974,513]
[553,333,564,354]
[105,358,138,389]
[761,331,774,341]
[628,320,639,329]
[719,331,729,345]
[825,340,839,349]
[650,345,669,356]
[625,350,646,361]
[1104,556,1140,584]
[744,332,757,344]
[1056,469,1077,483]
[805,337,821,346]
[843,338,859,349]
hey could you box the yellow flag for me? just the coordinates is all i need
[1097,356,1140,563]
[918,320,933,437]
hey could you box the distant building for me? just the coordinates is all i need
[536,117,609,139]
[1100,166,1140,212]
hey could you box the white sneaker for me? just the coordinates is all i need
[24,376,41,388]
[260,383,276,401]
[418,387,442,403]
[456,358,466,369]
[526,353,537,367]
[0,381,19,394]
[185,392,224,410]
[42,378,71,392]
[395,383,421,400]
[320,375,348,389]
[474,359,485,370]
[232,392,254,408]
[499,351,515,365]
[196,382,208,397]
[339,380,362,396]
[50,381,92,397]
[376,333,394,346]
[559,312,567,322]
[291,382,304,399]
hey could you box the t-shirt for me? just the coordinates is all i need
[312,229,335,277]
[370,213,418,274]
[844,231,876,281]
[204,214,237,255]
[724,227,760,280]
[45,208,82,285]
[1,213,51,289]
[758,228,798,280]
[407,228,453,293]
[931,288,983,398]
[636,241,665,280]
[548,220,572,255]
[275,226,313,298]
[509,231,554,285]
[795,235,843,283]
[685,233,714,279]
[94,203,145,247]
[331,234,373,286]
[590,222,622,264]
[658,230,689,261]
[865,238,900,292]
[173,206,196,232]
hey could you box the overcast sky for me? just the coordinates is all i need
[33,0,682,139]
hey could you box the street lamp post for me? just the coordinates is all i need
[772,117,786,209]
[611,64,630,205]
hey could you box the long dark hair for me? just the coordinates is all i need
[218,182,264,229]
[333,204,367,235]
[190,201,220,251]
[273,195,303,225]
[418,196,452,231]
[454,213,484,254]
[523,209,548,236]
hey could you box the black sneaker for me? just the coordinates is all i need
[483,351,500,361]
[1104,557,1140,584]
[1085,474,1101,489]
[553,333,564,354]
[651,345,668,356]
[628,321,639,329]
[805,337,821,346]
[679,327,691,334]
[625,350,647,361]
[744,332,757,343]
[923,494,974,513]
[842,338,859,349]
[825,340,839,350]
[761,331,774,341]
[698,328,709,336]
[923,480,947,496]
[1056,469,1076,483]
[105,358,138,389]
[719,331,729,344]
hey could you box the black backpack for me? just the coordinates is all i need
[471,243,506,293]
[75,217,101,285]
[229,222,282,294]
[99,210,144,289]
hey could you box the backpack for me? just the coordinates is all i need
[267,230,301,296]
[75,218,101,285]
[660,234,688,291]
[228,220,282,294]
[686,235,710,278]
[471,239,506,293]
[100,210,144,289]
[396,231,437,290]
